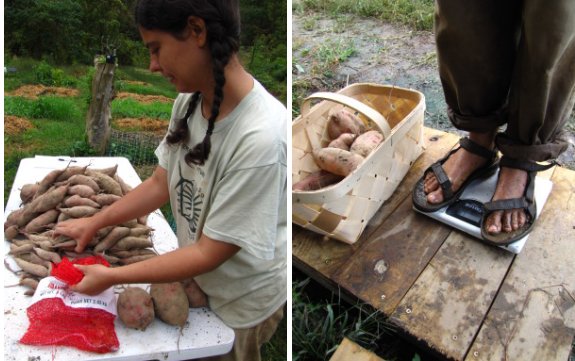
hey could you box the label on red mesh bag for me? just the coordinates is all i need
[31,277,117,315]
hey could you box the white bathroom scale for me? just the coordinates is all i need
[414,169,553,254]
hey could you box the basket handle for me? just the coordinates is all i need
[301,92,392,139]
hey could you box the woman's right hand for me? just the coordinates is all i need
[53,217,99,253]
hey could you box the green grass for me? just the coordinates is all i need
[292,277,393,361]
[294,0,435,31]
[5,96,84,121]
[111,98,173,120]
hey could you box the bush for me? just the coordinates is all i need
[34,61,77,87]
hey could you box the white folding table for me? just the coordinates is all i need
[3,156,235,361]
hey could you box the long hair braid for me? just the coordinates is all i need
[166,92,201,145]
[185,21,235,165]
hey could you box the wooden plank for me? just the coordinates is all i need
[292,224,358,287]
[389,230,514,360]
[292,127,460,292]
[466,166,575,361]
[333,195,453,316]
[329,338,386,361]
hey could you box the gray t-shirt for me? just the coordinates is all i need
[155,80,287,328]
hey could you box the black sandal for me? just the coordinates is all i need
[413,137,499,212]
[480,156,555,246]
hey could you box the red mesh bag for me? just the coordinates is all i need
[19,256,119,353]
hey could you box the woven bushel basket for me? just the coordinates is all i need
[292,83,425,244]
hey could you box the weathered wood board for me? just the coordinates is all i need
[333,196,453,315]
[389,230,514,360]
[466,166,575,361]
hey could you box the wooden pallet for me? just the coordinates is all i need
[293,127,575,361]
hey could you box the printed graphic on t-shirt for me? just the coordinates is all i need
[175,163,204,237]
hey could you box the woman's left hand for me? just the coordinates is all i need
[70,264,116,295]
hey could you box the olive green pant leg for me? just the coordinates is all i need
[497,0,575,161]
[197,305,285,361]
[434,0,522,133]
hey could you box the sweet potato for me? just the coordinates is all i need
[29,184,69,214]
[85,170,123,196]
[34,169,66,198]
[64,174,100,192]
[5,225,20,240]
[117,287,155,330]
[90,194,121,206]
[55,165,88,182]
[327,133,356,150]
[292,170,344,191]
[181,278,208,308]
[63,194,101,208]
[93,226,130,253]
[59,205,100,218]
[14,257,49,278]
[20,183,39,204]
[312,148,364,176]
[326,108,365,139]
[24,209,59,234]
[350,130,384,157]
[111,236,153,251]
[150,282,189,327]
[68,184,96,198]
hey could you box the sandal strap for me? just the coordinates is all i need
[484,198,529,212]
[459,137,497,161]
[500,156,556,172]
[430,162,453,199]
[484,198,535,219]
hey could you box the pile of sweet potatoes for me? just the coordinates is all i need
[4,164,157,295]
[293,108,384,191]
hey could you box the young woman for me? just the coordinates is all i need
[54,1,287,360]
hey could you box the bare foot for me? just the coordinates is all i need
[425,132,495,204]
[484,167,529,234]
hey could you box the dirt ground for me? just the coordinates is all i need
[292,12,575,170]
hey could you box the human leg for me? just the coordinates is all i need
[485,0,575,236]
[422,0,522,204]
[197,305,285,361]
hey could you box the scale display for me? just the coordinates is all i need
[414,168,553,254]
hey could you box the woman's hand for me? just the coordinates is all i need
[53,217,99,253]
[70,264,116,295]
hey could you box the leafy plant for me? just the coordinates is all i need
[292,278,393,361]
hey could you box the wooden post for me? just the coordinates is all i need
[86,54,115,155]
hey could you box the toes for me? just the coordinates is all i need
[424,175,438,194]
[426,188,444,204]
[486,211,502,234]
[511,210,519,231]
[518,210,527,228]
[502,211,512,232]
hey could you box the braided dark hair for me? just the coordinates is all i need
[135,0,240,165]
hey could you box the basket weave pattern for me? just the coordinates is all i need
[292,83,426,244]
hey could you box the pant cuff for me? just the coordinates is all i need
[447,106,507,133]
[496,132,569,162]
